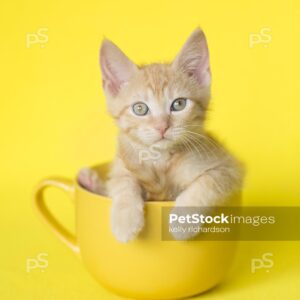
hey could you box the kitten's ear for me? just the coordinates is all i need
[172,28,211,87]
[100,39,138,97]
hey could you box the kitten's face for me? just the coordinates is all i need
[100,28,211,149]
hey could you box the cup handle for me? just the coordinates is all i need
[33,177,80,256]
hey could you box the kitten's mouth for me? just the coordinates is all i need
[156,137,170,142]
[154,137,173,147]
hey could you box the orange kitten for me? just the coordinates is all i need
[79,28,243,242]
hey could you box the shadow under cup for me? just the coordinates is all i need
[33,162,239,300]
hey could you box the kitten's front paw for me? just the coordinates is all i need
[111,201,144,243]
[78,168,104,195]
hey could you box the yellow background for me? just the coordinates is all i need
[1,0,299,299]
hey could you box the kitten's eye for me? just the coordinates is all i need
[132,102,149,116]
[170,98,187,112]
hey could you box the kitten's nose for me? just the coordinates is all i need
[155,123,169,137]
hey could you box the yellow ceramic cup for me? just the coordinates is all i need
[33,163,239,300]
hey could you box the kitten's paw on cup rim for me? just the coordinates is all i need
[77,167,105,195]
